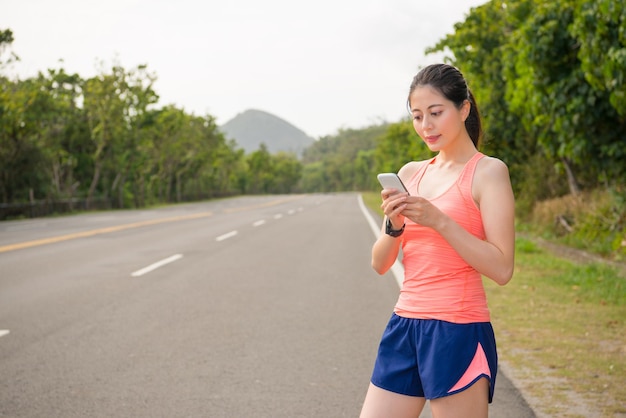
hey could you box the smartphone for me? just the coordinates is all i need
[377,173,410,195]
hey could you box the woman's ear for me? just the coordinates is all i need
[461,99,471,122]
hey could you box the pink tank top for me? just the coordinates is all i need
[394,152,490,323]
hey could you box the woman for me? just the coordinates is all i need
[360,64,515,418]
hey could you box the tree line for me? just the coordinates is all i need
[1,0,625,222]
[428,0,625,213]
[1,29,306,217]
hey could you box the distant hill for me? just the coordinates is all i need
[220,109,315,156]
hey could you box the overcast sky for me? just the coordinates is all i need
[3,0,487,138]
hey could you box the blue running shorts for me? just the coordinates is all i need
[370,313,498,401]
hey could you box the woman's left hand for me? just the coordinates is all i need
[400,196,446,230]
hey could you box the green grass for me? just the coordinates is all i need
[488,238,625,417]
[361,192,626,417]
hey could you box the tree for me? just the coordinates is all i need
[0,29,19,68]
[0,29,44,204]
[0,76,49,203]
[300,124,388,192]
[113,64,158,208]
[503,0,624,194]
[37,68,87,204]
[354,148,377,191]
[271,152,302,194]
[426,0,528,175]
[246,143,273,194]
[571,0,626,118]
[427,0,626,201]
[82,65,128,207]
[148,105,188,202]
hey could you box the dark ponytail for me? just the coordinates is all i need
[465,90,482,148]
[408,64,482,147]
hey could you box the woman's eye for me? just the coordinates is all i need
[431,111,442,117]
[413,115,422,121]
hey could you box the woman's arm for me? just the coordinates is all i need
[370,163,420,274]
[371,217,404,275]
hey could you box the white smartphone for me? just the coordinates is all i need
[377,173,410,195]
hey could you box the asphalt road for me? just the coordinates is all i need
[0,193,535,417]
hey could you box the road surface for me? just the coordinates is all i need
[0,193,535,417]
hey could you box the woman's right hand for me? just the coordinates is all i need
[380,189,408,229]
[372,189,407,274]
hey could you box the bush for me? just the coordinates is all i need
[526,188,626,260]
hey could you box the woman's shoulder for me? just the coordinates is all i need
[474,155,512,194]
[398,159,432,182]
[476,155,510,178]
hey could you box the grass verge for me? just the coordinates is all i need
[488,237,625,417]
[361,192,626,417]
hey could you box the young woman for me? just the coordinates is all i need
[360,64,515,418]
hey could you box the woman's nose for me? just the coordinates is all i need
[421,116,432,129]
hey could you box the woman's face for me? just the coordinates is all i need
[408,85,470,152]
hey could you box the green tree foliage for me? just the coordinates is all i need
[271,152,303,194]
[0,29,18,68]
[425,0,625,209]
[571,0,626,118]
[36,69,88,203]
[245,144,302,194]
[0,29,305,216]
[82,66,127,206]
[246,143,274,194]
[426,1,529,179]
[503,1,623,194]
[0,74,56,203]
[300,125,389,192]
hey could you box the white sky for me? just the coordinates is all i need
[2,0,487,138]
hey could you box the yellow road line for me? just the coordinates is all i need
[1,196,306,254]
[222,195,304,214]
[0,212,213,253]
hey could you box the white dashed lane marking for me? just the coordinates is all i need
[216,231,238,242]
[131,254,183,277]
[217,206,302,242]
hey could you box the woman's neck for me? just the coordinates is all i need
[434,140,478,167]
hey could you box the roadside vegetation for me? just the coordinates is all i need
[488,236,625,417]
[364,191,625,417]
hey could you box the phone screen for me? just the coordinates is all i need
[377,173,409,194]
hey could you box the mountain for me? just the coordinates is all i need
[220,109,315,156]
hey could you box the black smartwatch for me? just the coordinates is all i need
[385,218,405,237]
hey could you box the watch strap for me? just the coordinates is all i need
[385,218,405,237]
